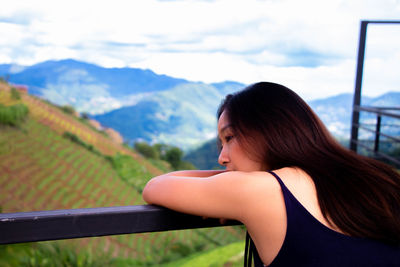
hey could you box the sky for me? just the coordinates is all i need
[0,0,399,100]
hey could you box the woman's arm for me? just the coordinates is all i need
[142,171,261,221]
[152,169,227,178]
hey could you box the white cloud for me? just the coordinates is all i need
[0,0,399,99]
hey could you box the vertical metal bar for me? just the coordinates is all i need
[350,21,368,151]
[374,114,382,153]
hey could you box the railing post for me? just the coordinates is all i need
[374,114,382,153]
[350,20,368,151]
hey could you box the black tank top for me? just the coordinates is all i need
[244,171,400,267]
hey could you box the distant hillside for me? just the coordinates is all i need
[0,59,188,114]
[0,59,245,150]
[93,82,244,150]
[309,92,400,140]
[3,59,398,153]
[183,138,222,170]
[0,81,244,266]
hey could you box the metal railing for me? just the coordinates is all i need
[351,105,400,167]
[350,20,400,167]
[0,205,241,245]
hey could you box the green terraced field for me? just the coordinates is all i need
[0,85,245,266]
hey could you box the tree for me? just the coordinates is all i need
[134,142,159,159]
[81,112,90,119]
[165,147,183,170]
[61,105,75,115]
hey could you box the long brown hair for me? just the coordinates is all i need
[218,82,400,245]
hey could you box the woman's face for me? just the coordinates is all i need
[217,111,263,171]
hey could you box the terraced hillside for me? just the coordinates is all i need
[0,81,244,266]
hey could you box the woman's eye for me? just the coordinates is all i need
[225,135,233,142]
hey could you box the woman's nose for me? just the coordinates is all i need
[218,148,229,167]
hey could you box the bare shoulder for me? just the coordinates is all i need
[215,168,301,189]
[211,170,288,220]
[211,170,283,195]
[272,167,318,199]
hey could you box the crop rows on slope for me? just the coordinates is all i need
[19,118,140,207]
[0,120,146,257]
[36,122,140,208]
[26,96,120,155]
[1,144,244,261]
[31,95,164,176]
[19,92,164,176]
[0,91,138,257]
[0,90,21,107]
[0,89,244,262]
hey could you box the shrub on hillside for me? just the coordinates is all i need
[10,87,21,100]
[164,147,184,170]
[106,153,153,193]
[134,141,159,159]
[81,112,90,120]
[60,105,76,115]
[62,131,100,155]
[135,142,196,170]
[0,103,29,126]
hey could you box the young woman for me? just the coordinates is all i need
[143,82,400,266]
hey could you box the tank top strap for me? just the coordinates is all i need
[244,171,289,267]
[268,170,291,194]
[267,170,309,220]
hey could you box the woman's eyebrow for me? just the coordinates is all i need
[219,124,232,134]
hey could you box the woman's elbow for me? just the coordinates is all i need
[142,178,157,204]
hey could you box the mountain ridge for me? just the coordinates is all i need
[0,59,190,113]
[1,59,399,151]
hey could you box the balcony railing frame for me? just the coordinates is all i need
[350,20,400,167]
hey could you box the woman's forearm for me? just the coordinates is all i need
[159,169,227,178]
[143,170,228,204]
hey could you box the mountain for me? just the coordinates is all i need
[0,59,245,150]
[211,81,246,96]
[309,92,400,140]
[183,138,222,170]
[2,59,399,152]
[93,82,244,149]
[308,93,356,139]
[0,59,188,114]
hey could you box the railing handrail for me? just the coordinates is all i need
[352,123,400,143]
[0,205,242,245]
[360,106,400,111]
[354,105,400,119]
[350,139,400,167]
